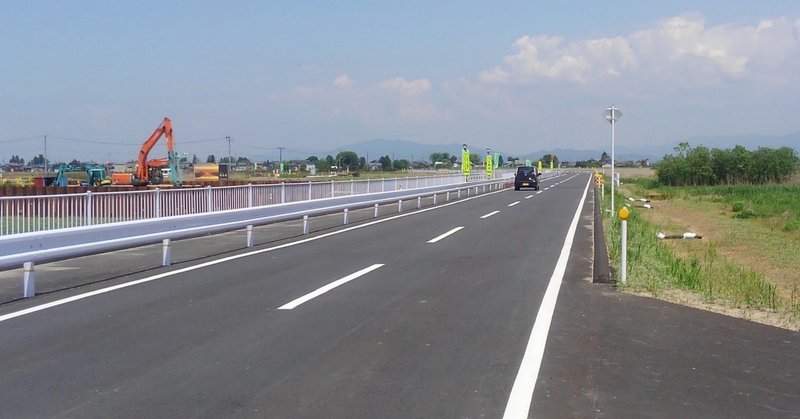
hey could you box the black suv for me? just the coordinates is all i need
[514,166,540,191]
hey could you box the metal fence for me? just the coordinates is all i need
[1,173,491,236]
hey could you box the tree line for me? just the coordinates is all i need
[655,142,799,186]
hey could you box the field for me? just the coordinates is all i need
[605,168,800,330]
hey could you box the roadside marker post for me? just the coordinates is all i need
[23,262,35,298]
[162,239,172,267]
[618,207,629,285]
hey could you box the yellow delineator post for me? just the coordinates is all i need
[537,160,542,173]
[618,206,630,285]
[462,144,471,179]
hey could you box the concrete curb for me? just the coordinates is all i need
[593,187,612,283]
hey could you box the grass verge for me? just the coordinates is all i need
[602,178,800,330]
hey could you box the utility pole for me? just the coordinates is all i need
[226,136,232,169]
[43,135,48,174]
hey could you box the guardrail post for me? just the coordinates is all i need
[447,191,450,201]
[483,185,486,193]
[246,225,254,247]
[207,185,213,212]
[303,215,309,235]
[23,261,35,298]
[417,196,421,209]
[308,181,313,201]
[475,186,479,195]
[367,178,371,193]
[162,239,172,267]
[281,182,286,204]
[398,199,403,213]
[86,191,94,226]
[343,208,349,225]
[374,203,379,218]
[248,184,254,208]
[330,180,335,198]
[433,194,437,205]
[351,179,354,196]
[382,178,386,192]
[155,188,162,218]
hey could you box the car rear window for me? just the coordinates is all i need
[517,167,535,176]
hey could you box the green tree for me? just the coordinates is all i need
[393,159,410,170]
[206,155,216,163]
[336,151,360,171]
[539,154,559,168]
[469,153,481,166]
[378,155,392,170]
[192,154,200,164]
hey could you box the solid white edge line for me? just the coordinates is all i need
[0,186,509,324]
[508,201,520,207]
[277,263,384,310]
[502,174,591,419]
[427,226,465,243]
[480,210,501,219]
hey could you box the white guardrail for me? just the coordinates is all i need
[0,173,489,237]
[1,176,510,298]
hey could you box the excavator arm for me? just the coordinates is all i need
[136,117,182,186]
[136,117,172,181]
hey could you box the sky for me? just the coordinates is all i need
[2,1,800,164]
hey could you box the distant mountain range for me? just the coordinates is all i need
[317,132,800,163]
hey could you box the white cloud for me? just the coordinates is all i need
[379,77,432,96]
[333,74,354,87]
[480,34,635,84]
[483,13,800,85]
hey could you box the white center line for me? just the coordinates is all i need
[525,195,534,199]
[278,264,384,310]
[480,210,500,219]
[508,201,520,207]
[427,226,465,243]
[536,191,543,195]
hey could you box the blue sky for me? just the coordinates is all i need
[2,1,800,163]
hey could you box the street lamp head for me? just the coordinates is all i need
[603,106,622,124]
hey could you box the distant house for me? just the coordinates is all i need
[368,162,383,171]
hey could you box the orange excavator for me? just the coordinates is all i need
[111,117,182,186]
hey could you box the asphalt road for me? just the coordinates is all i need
[0,173,798,418]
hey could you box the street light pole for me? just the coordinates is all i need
[603,105,622,214]
[226,136,232,170]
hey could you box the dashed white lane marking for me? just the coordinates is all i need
[427,226,465,243]
[480,211,501,219]
[508,201,520,207]
[278,264,384,310]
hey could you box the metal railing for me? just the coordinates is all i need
[2,178,508,297]
[0,173,492,236]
